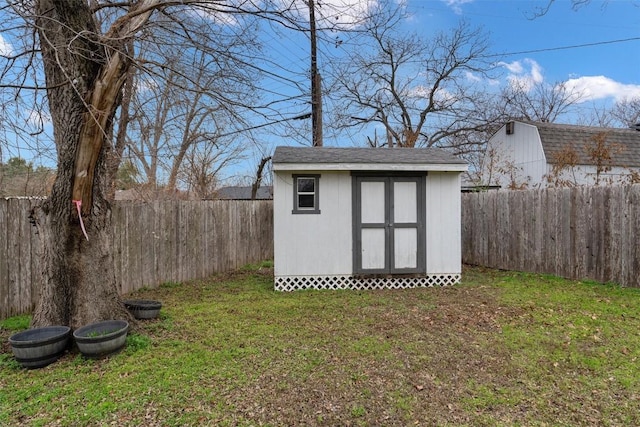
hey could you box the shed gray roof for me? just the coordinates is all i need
[528,121,640,168]
[272,146,467,166]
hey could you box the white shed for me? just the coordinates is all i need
[272,146,468,291]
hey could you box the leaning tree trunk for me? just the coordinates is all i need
[31,0,157,329]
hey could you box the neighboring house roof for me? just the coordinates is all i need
[272,146,468,171]
[526,121,640,168]
[215,186,273,200]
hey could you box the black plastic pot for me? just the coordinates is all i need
[9,326,71,369]
[124,299,162,319]
[73,320,129,358]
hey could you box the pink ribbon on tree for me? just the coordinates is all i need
[72,200,89,241]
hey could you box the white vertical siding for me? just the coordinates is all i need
[546,164,636,186]
[482,122,547,188]
[425,172,462,273]
[273,170,353,276]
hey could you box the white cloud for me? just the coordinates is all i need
[498,60,523,74]
[500,58,544,92]
[313,0,380,29]
[464,71,482,83]
[0,34,13,56]
[464,70,500,86]
[411,85,456,106]
[529,60,543,84]
[277,0,380,30]
[441,0,474,15]
[188,3,240,26]
[186,0,381,29]
[563,76,640,103]
[497,59,640,104]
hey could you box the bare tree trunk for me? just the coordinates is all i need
[107,67,135,200]
[251,156,272,199]
[31,0,156,329]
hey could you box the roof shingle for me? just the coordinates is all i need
[530,121,640,168]
[272,146,467,165]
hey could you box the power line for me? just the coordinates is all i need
[217,112,311,139]
[483,37,640,58]
[307,35,640,69]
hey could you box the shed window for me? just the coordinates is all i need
[293,174,320,214]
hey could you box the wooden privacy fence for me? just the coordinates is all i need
[462,185,640,287]
[0,199,274,319]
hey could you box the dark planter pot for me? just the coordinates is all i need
[124,299,162,319]
[73,320,129,358]
[9,326,71,369]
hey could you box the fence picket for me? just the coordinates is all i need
[0,199,273,319]
[462,184,640,287]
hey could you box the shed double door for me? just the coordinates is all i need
[353,175,425,275]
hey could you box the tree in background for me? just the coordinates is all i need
[181,139,246,199]
[585,132,623,186]
[123,29,257,195]
[499,79,584,123]
[114,160,139,192]
[545,145,581,187]
[582,97,640,128]
[0,157,55,196]
[329,3,499,153]
[3,157,32,177]
[609,98,640,128]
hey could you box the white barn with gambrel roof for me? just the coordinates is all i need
[272,146,468,291]
[482,121,640,189]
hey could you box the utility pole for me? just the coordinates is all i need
[309,0,323,147]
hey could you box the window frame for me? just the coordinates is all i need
[292,174,321,214]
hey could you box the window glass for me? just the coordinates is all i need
[297,178,315,193]
[298,194,315,208]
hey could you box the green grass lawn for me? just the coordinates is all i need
[2,262,640,426]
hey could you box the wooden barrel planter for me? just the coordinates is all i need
[73,320,129,358]
[9,326,71,369]
[124,300,162,319]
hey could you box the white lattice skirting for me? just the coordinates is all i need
[274,274,461,292]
